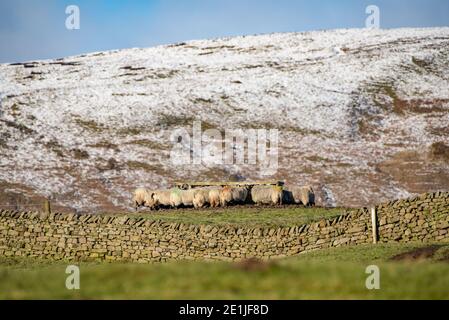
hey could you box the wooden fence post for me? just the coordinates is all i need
[371,207,378,244]
[43,199,51,215]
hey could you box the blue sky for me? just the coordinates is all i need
[0,0,448,63]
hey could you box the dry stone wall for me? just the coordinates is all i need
[377,191,449,243]
[0,192,448,263]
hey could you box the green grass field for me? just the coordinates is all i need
[111,206,344,227]
[1,243,449,300]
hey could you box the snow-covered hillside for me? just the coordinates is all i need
[1,27,449,212]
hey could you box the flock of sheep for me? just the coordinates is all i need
[133,184,315,211]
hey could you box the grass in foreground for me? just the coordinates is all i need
[113,206,345,228]
[1,243,449,299]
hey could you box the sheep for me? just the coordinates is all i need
[282,189,295,205]
[133,188,150,210]
[142,190,159,210]
[220,186,248,207]
[220,186,233,207]
[170,189,183,208]
[150,188,196,209]
[250,185,283,205]
[163,188,196,208]
[152,190,173,208]
[209,189,221,208]
[180,189,195,207]
[284,184,312,205]
[193,189,210,209]
[231,187,249,204]
[299,186,315,207]
[284,186,315,206]
[132,188,164,210]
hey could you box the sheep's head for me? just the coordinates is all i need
[144,192,158,209]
